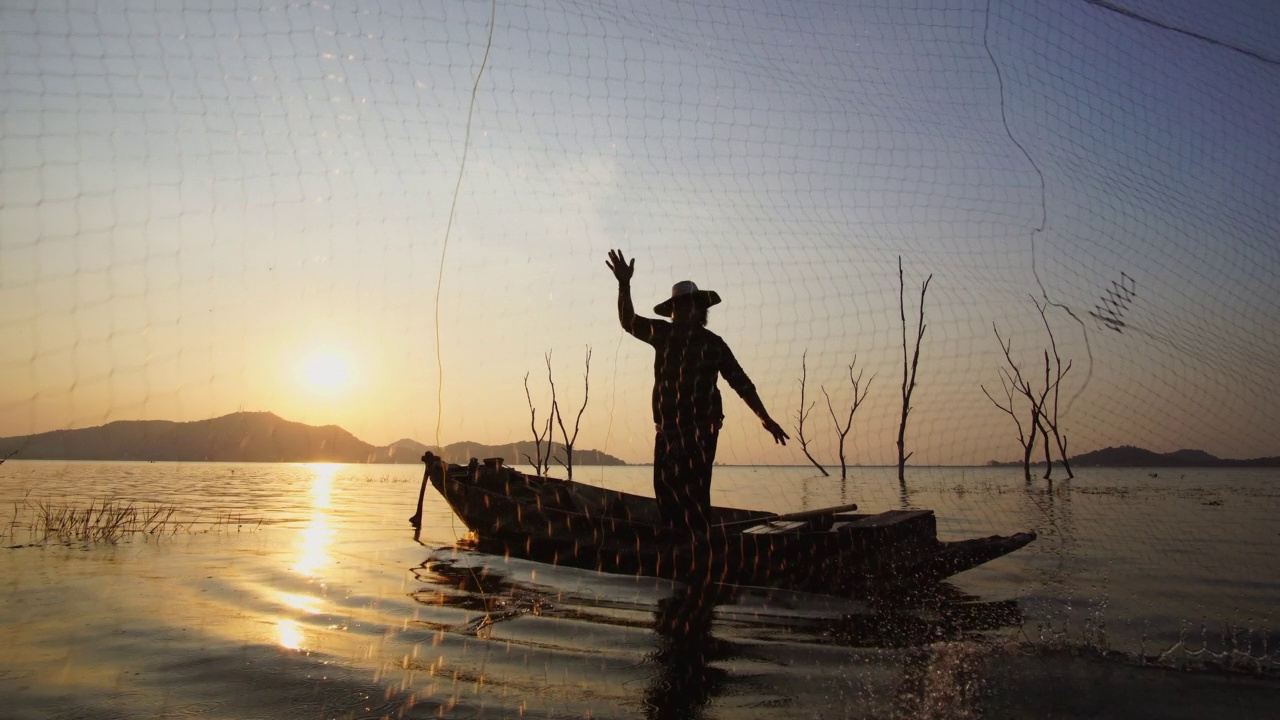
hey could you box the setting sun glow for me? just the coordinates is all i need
[301,354,351,393]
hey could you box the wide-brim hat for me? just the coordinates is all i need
[654,280,721,317]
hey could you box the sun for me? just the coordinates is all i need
[301,353,351,393]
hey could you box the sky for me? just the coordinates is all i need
[1,0,1278,466]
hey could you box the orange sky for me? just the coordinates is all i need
[1,0,1278,465]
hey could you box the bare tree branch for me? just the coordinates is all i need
[545,351,560,475]
[986,324,1057,481]
[523,371,553,476]
[552,347,591,480]
[983,328,1038,481]
[1033,297,1074,478]
[823,358,874,480]
[898,256,932,484]
[982,377,1035,480]
[794,350,829,476]
[1038,350,1054,479]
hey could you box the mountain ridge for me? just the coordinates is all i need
[1068,445,1280,468]
[990,444,1280,468]
[0,412,628,466]
[4,416,1276,468]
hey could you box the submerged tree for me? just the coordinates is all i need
[983,298,1074,481]
[897,256,932,485]
[1033,298,1074,479]
[822,357,874,480]
[982,327,1043,481]
[522,360,554,476]
[793,350,829,477]
[551,346,592,480]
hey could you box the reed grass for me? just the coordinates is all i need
[3,496,262,547]
[31,498,184,544]
[355,473,411,484]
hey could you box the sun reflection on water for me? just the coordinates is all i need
[292,463,339,577]
[276,619,305,650]
[278,592,323,614]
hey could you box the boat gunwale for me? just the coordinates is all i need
[431,461,888,543]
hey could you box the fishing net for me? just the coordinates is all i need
[3,0,1276,469]
[2,0,1278,715]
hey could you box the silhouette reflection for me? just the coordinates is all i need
[644,581,728,719]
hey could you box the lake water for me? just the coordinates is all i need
[1,461,1277,718]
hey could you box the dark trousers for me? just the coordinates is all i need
[653,424,720,530]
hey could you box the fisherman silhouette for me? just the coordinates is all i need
[607,249,789,531]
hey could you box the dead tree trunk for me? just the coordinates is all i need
[985,325,1056,482]
[897,256,932,485]
[523,370,553,476]
[1037,350,1054,479]
[552,347,591,480]
[1038,416,1054,480]
[822,358,873,480]
[982,364,1038,482]
[1033,298,1074,478]
[794,350,829,476]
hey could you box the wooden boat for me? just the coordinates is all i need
[412,453,1036,598]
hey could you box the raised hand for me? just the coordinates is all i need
[606,249,635,285]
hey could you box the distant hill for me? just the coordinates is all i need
[990,445,1280,468]
[1069,446,1280,468]
[368,437,627,467]
[0,412,370,463]
[367,438,434,464]
[0,412,627,466]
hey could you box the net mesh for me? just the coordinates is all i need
[3,0,1276,470]
[2,0,1278,712]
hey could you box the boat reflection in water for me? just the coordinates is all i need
[411,547,1023,718]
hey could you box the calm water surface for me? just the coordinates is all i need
[0,461,1277,718]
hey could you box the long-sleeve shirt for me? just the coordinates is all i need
[619,307,757,432]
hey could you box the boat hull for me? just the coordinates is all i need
[422,455,1035,597]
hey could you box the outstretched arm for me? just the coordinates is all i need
[722,353,790,446]
[742,387,790,446]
